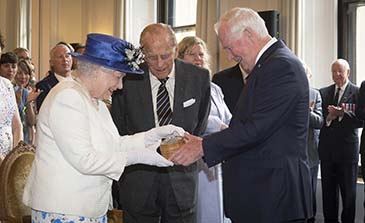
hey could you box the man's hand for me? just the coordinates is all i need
[169,133,204,166]
[328,105,344,117]
[144,124,185,148]
[309,101,314,112]
[27,88,42,104]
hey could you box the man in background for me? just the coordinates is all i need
[111,23,210,223]
[356,78,365,223]
[212,63,245,113]
[319,58,362,223]
[36,43,73,110]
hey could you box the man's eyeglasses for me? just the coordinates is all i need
[144,52,174,62]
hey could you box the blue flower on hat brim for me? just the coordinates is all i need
[71,33,144,75]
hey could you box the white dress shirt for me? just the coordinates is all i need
[149,63,176,127]
[54,72,74,82]
[326,81,349,126]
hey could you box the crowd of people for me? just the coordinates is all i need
[1,6,365,223]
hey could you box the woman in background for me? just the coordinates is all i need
[0,76,23,159]
[177,36,232,223]
[13,59,40,144]
[13,47,37,89]
[0,33,23,159]
[0,52,18,81]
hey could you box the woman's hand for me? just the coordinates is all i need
[26,88,42,104]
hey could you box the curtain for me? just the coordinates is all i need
[196,0,302,72]
[278,0,302,57]
[196,0,220,74]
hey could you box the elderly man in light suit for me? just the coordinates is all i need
[111,23,211,223]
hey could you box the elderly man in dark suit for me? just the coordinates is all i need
[319,58,362,223]
[212,63,245,113]
[356,80,365,223]
[170,7,312,223]
[35,43,73,109]
[111,23,211,223]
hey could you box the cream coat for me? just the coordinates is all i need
[23,80,145,218]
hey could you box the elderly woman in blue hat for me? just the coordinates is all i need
[23,33,184,223]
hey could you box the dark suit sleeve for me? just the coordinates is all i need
[35,82,47,110]
[356,81,365,120]
[203,59,307,166]
[341,85,362,128]
[111,89,128,136]
[192,70,211,136]
[212,72,221,86]
[309,89,324,129]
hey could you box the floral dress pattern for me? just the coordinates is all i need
[0,77,17,157]
[32,209,107,223]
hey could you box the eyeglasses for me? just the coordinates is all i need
[185,52,204,59]
[144,51,174,62]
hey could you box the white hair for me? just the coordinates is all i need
[214,7,268,39]
[77,59,116,78]
[333,58,350,71]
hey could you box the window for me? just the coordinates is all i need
[356,5,365,83]
[157,0,197,42]
[338,0,365,84]
[338,0,365,180]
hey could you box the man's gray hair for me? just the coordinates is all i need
[333,58,350,71]
[140,23,177,49]
[214,7,268,39]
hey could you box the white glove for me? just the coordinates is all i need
[126,145,173,167]
[144,124,185,148]
[126,125,185,167]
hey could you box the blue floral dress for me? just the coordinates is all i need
[0,77,17,157]
[32,209,107,223]
[14,85,29,143]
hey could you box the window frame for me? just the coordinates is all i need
[157,0,196,36]
[338,0,365,84]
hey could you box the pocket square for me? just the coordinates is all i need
[183,98,196,108]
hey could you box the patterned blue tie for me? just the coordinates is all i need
[157,78,172,126]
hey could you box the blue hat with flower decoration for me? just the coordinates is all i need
[71,33,144,74]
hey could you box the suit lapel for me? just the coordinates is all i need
[249,40,285,76]
[339,82,353,104]
[172,60,186,127]
[232,42,285,118]
[328,85,336,105]
[139,68,156,128]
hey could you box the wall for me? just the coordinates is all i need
[0,0,125,80]
[301,0,337,89]
[0,0,20,51]
[0,0,336,87]
[32,0,124,79]
[210,0,337,89]
[124,0,156,46]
